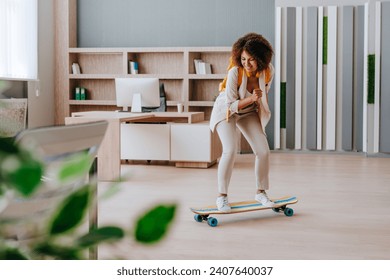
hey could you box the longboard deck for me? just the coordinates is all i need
[191,196,298,215]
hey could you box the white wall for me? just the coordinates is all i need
[27,0,55,128]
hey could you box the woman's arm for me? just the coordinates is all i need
[225,67,240,113]
[225,67,260,112]
[238,89,261,110]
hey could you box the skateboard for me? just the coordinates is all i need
[190,196,298,227]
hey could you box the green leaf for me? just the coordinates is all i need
[57,153,93,183]
[49,185,90,235]
[134,204,176,244]
[33,242,80,260]
[99,182,121,200]
[0,140,44,197]
[77,226,125,248]
[6,159,43,196]
[0,137,19,154]
[0,247,29,260]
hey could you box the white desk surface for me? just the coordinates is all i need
[70,111,205,123]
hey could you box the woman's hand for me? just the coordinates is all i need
[251,89,262,103]
[238,88,263,110]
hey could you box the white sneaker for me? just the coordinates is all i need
[255,191,275,207]
[216,196,231,212]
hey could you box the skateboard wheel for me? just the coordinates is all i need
[194,214,203,223]
[207,217,218,227]
[272,208,281,213]
[284,207,294,217]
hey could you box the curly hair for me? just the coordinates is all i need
[231,33,274,72]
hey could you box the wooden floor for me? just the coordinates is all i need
[97,152,390,260]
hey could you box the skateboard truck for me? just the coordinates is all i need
[194,214,218,227]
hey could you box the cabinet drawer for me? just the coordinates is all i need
[121,123,170,160]
[170,123,213,162]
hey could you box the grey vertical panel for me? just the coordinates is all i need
[286,7,296,149]
[342,7,354,151]
[380,2,390,152]
[306,7,318,150]
[266,69,275,150]
[264,4,276,150]
[354,6,364,152]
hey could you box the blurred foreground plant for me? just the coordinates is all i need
[0,137,176,259]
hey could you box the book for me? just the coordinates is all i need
[72,63,81,74]
[75,87,80,100]
[198,62,212,74]
[193,59,203,74]
[80,87,86,100]
[129,61,139,74]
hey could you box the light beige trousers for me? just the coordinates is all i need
[215,111,270,194]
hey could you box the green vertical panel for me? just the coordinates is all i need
[280,82,286,128]
[323,16,328,65]
[368,54,375,104]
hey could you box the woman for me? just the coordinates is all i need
[209,33,275,212]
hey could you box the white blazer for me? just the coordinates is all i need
[209,64,274,134]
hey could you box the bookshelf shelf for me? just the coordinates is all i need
[188,74,226,80]
[69,74,121,79]
[69,100,117,106]
[188,101,215,107]
[69,74,184,80]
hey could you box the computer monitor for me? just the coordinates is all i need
[115,78,160,112]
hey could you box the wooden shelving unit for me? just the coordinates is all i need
[65,47,231,121]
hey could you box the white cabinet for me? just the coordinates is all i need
[170,122,221,168]
[121,123,170,160]
[120,121,221,167]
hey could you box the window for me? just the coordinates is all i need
[0,0,37,80]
